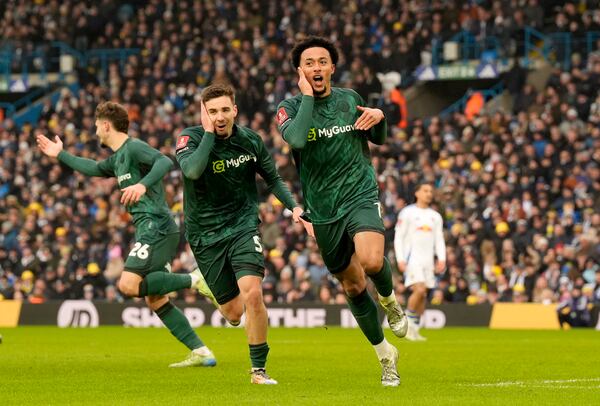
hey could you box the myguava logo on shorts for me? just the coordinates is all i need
[213,160,225,173]
[57,300,99,327]
[307,128,316,142]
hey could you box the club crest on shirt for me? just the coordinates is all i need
[176,135,190,150]
[276,107,290,126]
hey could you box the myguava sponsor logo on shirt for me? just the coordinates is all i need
[212,154,257,173]
[117,173,132,185]
[307,124,356,141]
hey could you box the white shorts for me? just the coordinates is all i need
[404,262,435,289]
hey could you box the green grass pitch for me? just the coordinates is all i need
[0,327,598,405]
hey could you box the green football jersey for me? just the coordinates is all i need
[175,125,295,246]
[58,138,177,232]
[277,87,380,224]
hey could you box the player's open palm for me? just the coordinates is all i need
[354,106,384,131]
[120,183,147,206]
[200,102,215,133]
[36,134,63,158]
[297,68,313,96]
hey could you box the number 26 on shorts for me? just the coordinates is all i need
[129,242,150,259]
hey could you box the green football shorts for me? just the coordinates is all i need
[191,229,265,305]
[312,199,384,274]
[125,215,180,276]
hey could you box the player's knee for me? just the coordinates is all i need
[228,309,243,325]
[145,295,168,311]
[413,284,427,296]
[359,254,383,273]
[220,299,244,323]
[343,280,367,297]
[243,288,264,310]
[117,279,138,297]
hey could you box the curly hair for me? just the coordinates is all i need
[95,102,129,133]
[290,36,339,68]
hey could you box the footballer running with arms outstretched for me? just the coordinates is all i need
[37,101,215,368]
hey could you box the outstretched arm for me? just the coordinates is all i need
[37,134,111,177]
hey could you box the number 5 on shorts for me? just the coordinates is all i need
[129,242,150,259]
[253,236,263,253]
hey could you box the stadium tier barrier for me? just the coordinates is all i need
[0,301,598,330]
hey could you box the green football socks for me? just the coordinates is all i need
[156,301,204,350]
[249,343,270,369]
[346,289,384,345]
[368,257,394,297]
[138,272,192,297]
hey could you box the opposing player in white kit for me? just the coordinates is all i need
[394,182,446,341]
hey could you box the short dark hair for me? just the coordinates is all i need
[291,36,339,68]
[415,181,434,191]
[414,181,434,200]
[95,102,129,133]
[201,83,235,103]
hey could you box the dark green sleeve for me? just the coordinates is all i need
[254,135,297,210]
[353,90,387,145]
[277,96,314,150]
[57,151,113,177]
[130,140,174,188]
[176,131,215,180]
[368,120,387,145]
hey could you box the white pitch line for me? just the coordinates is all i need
[462,378,600,388]
[528,385,600,390]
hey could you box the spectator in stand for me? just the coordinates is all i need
[0,0,598,312]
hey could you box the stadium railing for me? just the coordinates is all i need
[0,42,140,120]
[428,27,600,71]
[438,81,504,119]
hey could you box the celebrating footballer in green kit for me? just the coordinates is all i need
[37,102,215,368]
[276,36,408,387]
[176,84,305,385]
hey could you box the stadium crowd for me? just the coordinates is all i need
[1,1,599,324]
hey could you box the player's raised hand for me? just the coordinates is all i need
[120,183,147,206]
[297,68,313,96]
[36,134,63,158]
[354,106,384,131]
[200,101,215,133]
